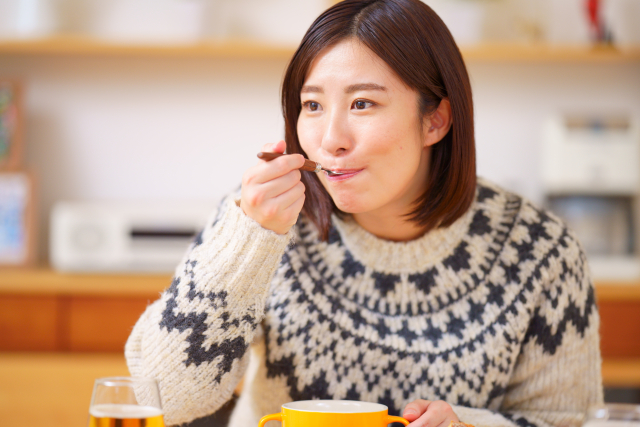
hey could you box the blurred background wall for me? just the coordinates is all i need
[2,55,635,262]
[0,0,638,267]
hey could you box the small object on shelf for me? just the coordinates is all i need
[0,80,24,171]
[423,0,485,45]
[0,0,58,40]
[88,0,207,44]
[0,171,36,266]
[586,0,613,44]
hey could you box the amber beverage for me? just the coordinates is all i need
[88,377,164,427]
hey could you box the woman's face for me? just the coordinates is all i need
[297,39,433,220]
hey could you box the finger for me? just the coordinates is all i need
[244,154,302,186]
[273,181,305,212]
[409,402,455,427]
[251,184,304,226]
[284,193,306,225]
[273,140,286,153]
[243,170,302,208]
[257,169,302,198]
[261,140,286,154]
[278,191,306,226]
[287,191,306,214]
[403,400,432,422]
[254,155,305,184]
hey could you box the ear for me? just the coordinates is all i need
[423,98,452,147]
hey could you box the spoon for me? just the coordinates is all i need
[257,152,345,176]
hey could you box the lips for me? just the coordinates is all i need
[325,168,363,182]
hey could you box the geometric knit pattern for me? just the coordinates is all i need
[125,178,603,427]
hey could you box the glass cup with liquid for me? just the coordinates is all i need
[584,404,640,427]
[88,377,165,427]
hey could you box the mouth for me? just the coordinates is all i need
[324,168,363,181]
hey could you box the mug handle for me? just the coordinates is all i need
[386,415,410,426]
[259,413,283,427]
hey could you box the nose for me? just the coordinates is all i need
[320,110,353,157]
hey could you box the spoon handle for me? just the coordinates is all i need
[257,152,321,173]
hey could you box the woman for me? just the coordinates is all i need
[125,1,603,426]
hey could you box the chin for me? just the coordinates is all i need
[330,194,371,214]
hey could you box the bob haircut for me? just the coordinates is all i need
[282,0,476,241]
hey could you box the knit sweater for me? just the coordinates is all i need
[125,178,603,427]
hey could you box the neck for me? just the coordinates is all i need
[352,210,427,242]
[351,147,431,242]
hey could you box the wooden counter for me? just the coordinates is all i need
[1,268,640,386]
[0,268,170,352]
[0,352,129,427]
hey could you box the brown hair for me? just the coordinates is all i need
[282,0,476,241]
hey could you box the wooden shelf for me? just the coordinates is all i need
[0,36,639,62]
[461,43,640,63]
[602,358,640,387]
[0,267,170,296]
[0,36,297,59]
[596,281,640,301]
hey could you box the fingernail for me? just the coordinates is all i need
[404,409,418,417]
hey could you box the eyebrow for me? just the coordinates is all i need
[345,83,387,93]
[300,83,387,94]
[301,85,323,94]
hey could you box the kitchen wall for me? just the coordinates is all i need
[1,0,640,263]
[2,54,638,262]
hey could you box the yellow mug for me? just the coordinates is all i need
[258,400,410,427]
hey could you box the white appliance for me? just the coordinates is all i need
[542,115,640,194]
[50,201,214,273]
[541,114,640,281]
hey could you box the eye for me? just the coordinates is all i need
[352,99,374,110]
[302,101,321,112]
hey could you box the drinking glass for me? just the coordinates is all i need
[88,376,165,427]
[584,404,640,427]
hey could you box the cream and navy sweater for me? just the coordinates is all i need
[125,178,603,427]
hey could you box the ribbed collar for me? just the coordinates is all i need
[330,191,477,275]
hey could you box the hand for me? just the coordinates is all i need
[240,140,306,235]
[403,400,459,427]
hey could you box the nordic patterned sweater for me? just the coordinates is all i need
[125,178,603,427]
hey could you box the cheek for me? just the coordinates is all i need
[360,113,417,151]
[297,117,321,153]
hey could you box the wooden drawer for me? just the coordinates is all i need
[0,294,156,352]
[0,295,60,351]
[599,300,640,358]
[65,296,152,351]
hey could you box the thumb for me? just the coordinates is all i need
[403,400,431,422]
[403,408,420,422]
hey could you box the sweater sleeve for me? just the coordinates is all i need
[125,194,294,426]
[453,231,604,427]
